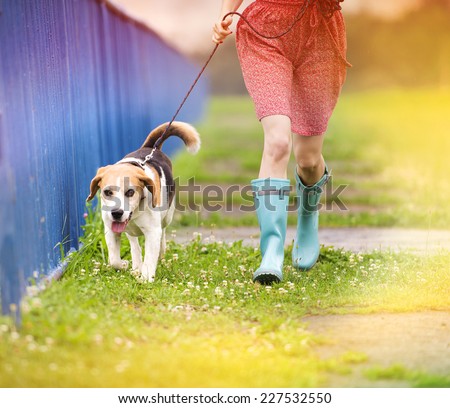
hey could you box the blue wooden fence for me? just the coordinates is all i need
[0,0,207,315]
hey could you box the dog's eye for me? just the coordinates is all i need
[125,189,135,198]
[103,189,113,197]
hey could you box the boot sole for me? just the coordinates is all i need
[253,272,281,285]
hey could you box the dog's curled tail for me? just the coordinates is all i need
[141,121,200,154]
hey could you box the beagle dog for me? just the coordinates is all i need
[87,121,200,282]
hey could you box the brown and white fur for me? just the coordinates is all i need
[87,121,200,282]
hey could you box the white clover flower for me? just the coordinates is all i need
[45,337,55,346]
[214,287,224,298]
[27,343,37,352]
[26,286,39,297]
[10,332,20,341]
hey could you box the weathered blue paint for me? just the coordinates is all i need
[0,0,207,314]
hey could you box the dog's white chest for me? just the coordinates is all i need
[124,221,144,237]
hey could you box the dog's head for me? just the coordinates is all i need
[86,164,160,233]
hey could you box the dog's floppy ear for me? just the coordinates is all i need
[87,166,110,202]
[138,173,161,208]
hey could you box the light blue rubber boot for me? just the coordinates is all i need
[292,166,330,270]
[252,178,291,285]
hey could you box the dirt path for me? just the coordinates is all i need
[172,227,450,254]
[303,311,450,387]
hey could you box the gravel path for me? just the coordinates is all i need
[172,227,450,254]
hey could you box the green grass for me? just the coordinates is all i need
[172,89,450,228]
[1,209,449,387]
[365,365,450,388]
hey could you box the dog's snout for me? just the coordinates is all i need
[111,209,124,220]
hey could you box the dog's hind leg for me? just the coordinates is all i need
[127,234,143,271]
[159,228,166,259]
[160,201,175,259]
[105,229,129,270]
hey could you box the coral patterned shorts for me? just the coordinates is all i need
[236,0,350,136]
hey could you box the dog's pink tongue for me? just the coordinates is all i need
[112,221,127,234]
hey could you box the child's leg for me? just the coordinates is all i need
[292,133,325,185]
[259,115,292,179]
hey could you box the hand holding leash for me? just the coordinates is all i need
[212,15,233,44]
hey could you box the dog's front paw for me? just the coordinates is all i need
[140,263,156,283]
[130,269,144,283]
[110,260,129,270]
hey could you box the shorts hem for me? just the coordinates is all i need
[292,127,327,136]
[255,111,328,136]
[257,111,292,122]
